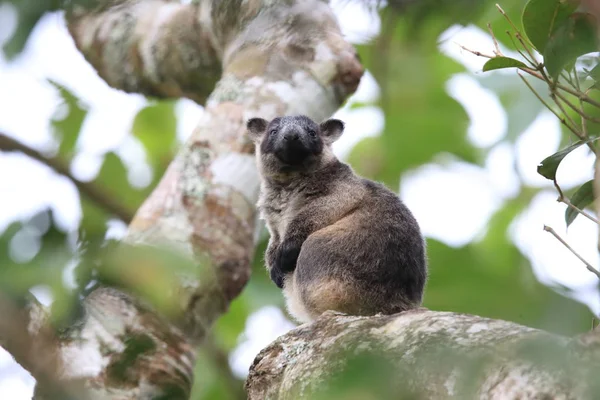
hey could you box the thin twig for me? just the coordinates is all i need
[559,196,600,225]
[555,91,600,124]
[496,2,542,68]
[518,73,580,135]
[487,23,502,56]
[550,88,596,152]
[506,31,536,66]
[573,70,590,138]
[459,43,600,108]
[561,71,575,87]
[543,225,600,279]
[496,3,535,48]
[0,133,134,223]
[457,44,495,59]
[553,179,565,199]
[524,68,600,107]
[496,4,522,39]
[515,32,540,69]
[549,178,598,228]
[551,93,585,140]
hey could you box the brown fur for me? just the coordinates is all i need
[247,115,427,323]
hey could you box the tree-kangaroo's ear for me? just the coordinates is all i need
[246,118,269,142]
[320,119,345,145]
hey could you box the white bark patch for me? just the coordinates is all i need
[479,364,555,400]
[313,42,335,62]
[264,71,336,121]
[444,370,458,396]
[265,80,296,106]
[180,147,211,201]
[467,323,490,334]
[138,2,183,83]
[26,303,48,336]
[210,153,260,203]
[309,43,337,85]
[60,315,122,378]
[145,213,195,256]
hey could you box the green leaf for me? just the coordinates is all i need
[48,80,88,158]
[588,62,600,89]
[79,199,110,238]
[351,29,476,187]
[131,101,177,175]
[79,152,141,237]
[544,13,599,79]
[95,152,145,211]
[2,0,59,59]
[2,0,103,59]
[0,209,75,313]
[565,180,595,227]
[537,137,600,180]
[478,0,526,51]
[424,228,593,337]
[591,64,600,81]
[483,57,528,72]
[522,0,580,53]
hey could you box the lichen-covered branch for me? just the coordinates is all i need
[0,293,86,400]
[66,0,222,104]
[4,0,363,398]
[247,309,600,399]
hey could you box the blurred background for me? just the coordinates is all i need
[0,0,599,398]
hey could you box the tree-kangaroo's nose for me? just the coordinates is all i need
[284,131,299,141]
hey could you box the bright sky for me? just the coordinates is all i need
[0,0,599,396]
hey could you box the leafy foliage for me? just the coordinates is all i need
[483,56,528,71]
[537,138,599,180]
[565,180,595,227]
[351,16,475,186]
[522,0,579,53]
[544,12,599,79]
[2,0,99,59]
[49,80,87,159]
[132,100,178,177]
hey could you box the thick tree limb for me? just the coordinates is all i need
[0,294,88,400]
[247,309,600,399]
[67,0,222,104]
[0,0,363,398]
[0,133,134,223]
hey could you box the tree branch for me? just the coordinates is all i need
[0,133,134,223]
[247,310,600,399]
[13,0,364,397]
[66,0,222,104]
[0,293,88,400]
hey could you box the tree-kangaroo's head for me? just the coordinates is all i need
[246,115,344,175]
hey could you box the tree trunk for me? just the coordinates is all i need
[0,0,362,398]
[246,309,600,399]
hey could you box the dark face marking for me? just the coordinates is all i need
[246,115,345,175]
[261,115,324,166]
